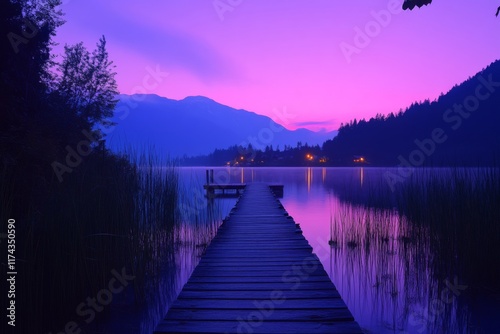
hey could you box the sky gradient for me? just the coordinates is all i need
[54,0,500,131]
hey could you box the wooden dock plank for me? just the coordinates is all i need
[196,260,320,266]
[191,269,330,277]
[187,276,332,284]
[181,282,339,291]
[168,298,350,310]
[177,290,342,300]
[154,183,361,334]
[164,309,354,322]
[156,320,363,334]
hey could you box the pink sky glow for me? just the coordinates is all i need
[54,0,500,131]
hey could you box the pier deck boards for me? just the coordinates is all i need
[155,183,362,334]
[204,183,284,198]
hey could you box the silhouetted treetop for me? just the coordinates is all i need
[403,0,432,11]
[55,36,118,130]
[403,0,500,17]
[2,0,118,168]
[1,0,64,112]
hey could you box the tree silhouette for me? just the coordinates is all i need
[55,36,118,131]
[1,0,117,168]
[402,0,432,11]
[403,0,500,16]
[1,0,64,117]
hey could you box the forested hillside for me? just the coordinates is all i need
[323,60,500,166]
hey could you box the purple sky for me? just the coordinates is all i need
[54,0,500,131]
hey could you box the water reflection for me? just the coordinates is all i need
[102,167,498,334]
[306,200,467,333]
[171,167,498,334]
[307,167,312,192]
[88,168,235,334]
[360,167,364,187]
[278,167,498,334]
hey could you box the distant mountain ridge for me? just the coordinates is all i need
[106,94,337,157]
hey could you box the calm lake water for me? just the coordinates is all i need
[98,166,499,333]
[173,167,499,334]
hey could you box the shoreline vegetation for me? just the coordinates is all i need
[326,167,500,291]
[397,168,500,291]
[322,166,500,332]
[1,147,184,332]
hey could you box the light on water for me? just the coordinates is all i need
[99,166,499,333]
[171,166,499,334]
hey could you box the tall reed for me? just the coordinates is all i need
[2,147,181,333]
[396,167,500,289]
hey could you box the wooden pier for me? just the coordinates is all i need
[204,184,284,198]
[155,183,362,334]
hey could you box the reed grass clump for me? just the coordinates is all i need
[331,167,500,290]
[1,147,180,333]
[397,167,500,289]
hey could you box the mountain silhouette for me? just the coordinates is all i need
[106,95,337,157]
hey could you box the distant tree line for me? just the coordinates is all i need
[181,142,324,167]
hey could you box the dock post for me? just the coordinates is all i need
[210,169,214,184]
[205,170,210,185]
